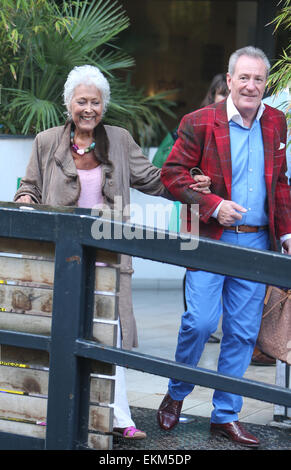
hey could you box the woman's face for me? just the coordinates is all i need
[70,84,103,134]
[214,92,227,103]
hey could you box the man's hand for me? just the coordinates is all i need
[217,200,247,226]
[282,238,291,255]
[189,175,211,194]
[15,195,34,204]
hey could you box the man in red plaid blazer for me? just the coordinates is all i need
[158,46,291,447]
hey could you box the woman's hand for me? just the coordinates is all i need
[282,238,291,255]
[189,175,211,194]
[15,195,34,204]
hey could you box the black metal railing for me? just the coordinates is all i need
[0,202,290,450]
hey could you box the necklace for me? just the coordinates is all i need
[70,130,96,155]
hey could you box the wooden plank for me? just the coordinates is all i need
[0,418,46,439]
[0,288,118,339]
[96,250,120,265]
[0,366,116,406]
[90,362,116,376]
[0,311,51,336]
[88,405,112,433]
[92,322,117,346]
[0,256,54,286]
[0,393,46,423]
[0,315,117,340]
[94,293,118,321]
[0,240,120,279]
[0,239,119,265]
[0,346,50,369]
[0,285,117,320]
[0,238,55,259]
[90,377,115,405]
[88,433,112,450]
[95,266,118,293]
[0,284,53,315]
[0,366,48,396]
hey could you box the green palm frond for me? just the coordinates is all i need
[105,78,177,147]
[267,46,291,94]
[0,0,176,143]
[91,48,135,73]
[7,88,63,134]
[267,0,291,33]
[63,0,129,48]
[267,0,291,98]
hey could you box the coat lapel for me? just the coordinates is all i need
[260,107,275,195]
[213,101,232,198]
[54,122,78,178]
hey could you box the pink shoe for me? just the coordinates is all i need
[112,426,147,439]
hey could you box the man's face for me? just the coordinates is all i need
[227,55,267,120]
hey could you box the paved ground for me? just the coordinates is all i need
[112,286,291,451]
[113,406,291,451]
[126,287,281,425]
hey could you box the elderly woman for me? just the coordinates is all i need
[14,65,208,439]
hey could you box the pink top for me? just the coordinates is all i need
[77,166,106,266]
[77,165,103,209]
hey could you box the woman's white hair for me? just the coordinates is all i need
[228,46,271,78]
[63,65,110,116]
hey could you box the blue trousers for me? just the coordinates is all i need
[169,229,270,423]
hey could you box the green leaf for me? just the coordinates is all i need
[0,0,176,144]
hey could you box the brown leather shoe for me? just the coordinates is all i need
[210,421,260,448]
[251,346,275,366]
[157,392,183,431]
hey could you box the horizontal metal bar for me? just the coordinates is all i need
[0,204,290,288]
[75,339,291,408]
[91,228,291,288]
[0,330,50,351]
[0,431,44,450]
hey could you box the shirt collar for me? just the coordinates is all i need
[226,95,265,127]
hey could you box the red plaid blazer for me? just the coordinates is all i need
[161,99,291,250]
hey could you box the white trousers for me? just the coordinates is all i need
[112,320,135,428]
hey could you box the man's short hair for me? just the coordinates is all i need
[228,46,271,78]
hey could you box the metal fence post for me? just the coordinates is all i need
[45,237,95,450]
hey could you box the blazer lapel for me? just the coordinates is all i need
[260,108,274,195]
[213,102,232,198]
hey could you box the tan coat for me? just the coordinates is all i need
[14,123,171,349]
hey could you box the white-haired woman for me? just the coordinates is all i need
[14,64,208,439]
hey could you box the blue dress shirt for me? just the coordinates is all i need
[229,117,268,226]
[213,96,268,226]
